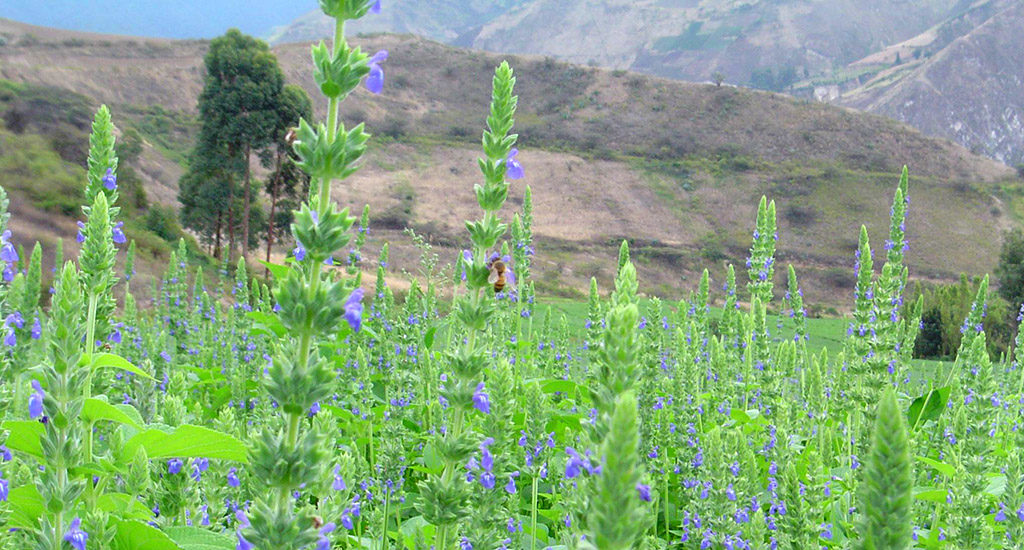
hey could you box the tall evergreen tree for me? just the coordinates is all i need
[260,84,312,272]
[179,28,287,261]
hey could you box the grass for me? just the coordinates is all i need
[537,296,952,380]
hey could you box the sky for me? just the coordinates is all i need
[0,0,314,40]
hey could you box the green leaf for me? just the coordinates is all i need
[83,398,143,429]
[915,456,956,478]
[90,352,156,380]
[424,326,437,349]
[259,260,291,281]
[7,484,44,529]
[247,311,286,338]
[124,425,248,463]
[913,487,948,503]
[114,520,183,550]
[1,420,44,459]
[165,527,236,550]
[98,493,155,522]
[906,386,951,429]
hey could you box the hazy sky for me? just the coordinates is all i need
[0,0,314,40]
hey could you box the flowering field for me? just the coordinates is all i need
[0,1,1020,549]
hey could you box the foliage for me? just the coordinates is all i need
[906,275,1012,360]
[996,227,1024,314]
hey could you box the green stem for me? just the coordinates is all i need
[530,475,540,550]
[83,292,99,465]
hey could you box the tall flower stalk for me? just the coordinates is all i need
[417,60,521,550]
[242,1,381,548]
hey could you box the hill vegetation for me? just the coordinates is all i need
[0,18,1020,308]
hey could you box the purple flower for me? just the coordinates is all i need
[294,243,307,262]
[236,510,253,550]
[3,329,14,347]
[505,471,520,494]
[341,513,354,530]
[332,465,347,491]
[565,447,585,478]
[370,0,381,13]
[76,221,86,243]
[191,458,209,482]
[227,467,240,487]
[29,380,44,419]
[366,50,388,94]
[505,148,524,180]
[472,382,490,414]
[168,458,183,475]
[316,522,336,550]
[63,517,89,550]
[637,483,652,502]
[112,222,126,244]
[0,230,17,263]
[0,473,7,502]
[103,168,117,191]
[344,288,364,332]
[108,322,123,344]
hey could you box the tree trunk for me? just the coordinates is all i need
[227,177,236,264]
[265,149,283,278]
[214,210,223,259]
[241,143,252,261]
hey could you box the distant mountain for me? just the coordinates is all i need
[833,0,1024,166]
[270,0,964,87]
[0,1,311,40]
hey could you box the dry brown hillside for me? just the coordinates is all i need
[0,18,1019,309]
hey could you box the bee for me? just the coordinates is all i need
[487,257,513,293]
[285,127,298,147]
[311,516,324,529]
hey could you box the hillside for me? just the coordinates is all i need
[270,0,964,89]
[834,0,1024,166]
[0,18,1019,309]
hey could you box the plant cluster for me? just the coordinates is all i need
[0,2,1019,550]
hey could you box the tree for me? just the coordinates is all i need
[260,84,312,274]
[179,29,287,261]
[712,71,725,87]
[996,228,1024,311]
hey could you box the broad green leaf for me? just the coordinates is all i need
[90,353,156,380]
[114,520,183,550]
[259,260,290,281]
[124,425,248,463]
[985,473,1007,497]
[247,311,286,338]
[1,420,44,459]
[907,386,951,429]
[913,487,948,503]
[7,484,44,529]
[165,527,235,550]
[538,379,578,394]
[424,326,437,349]
[916,456,956,478]
[98,493,154,522]
[83,398,143,429]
